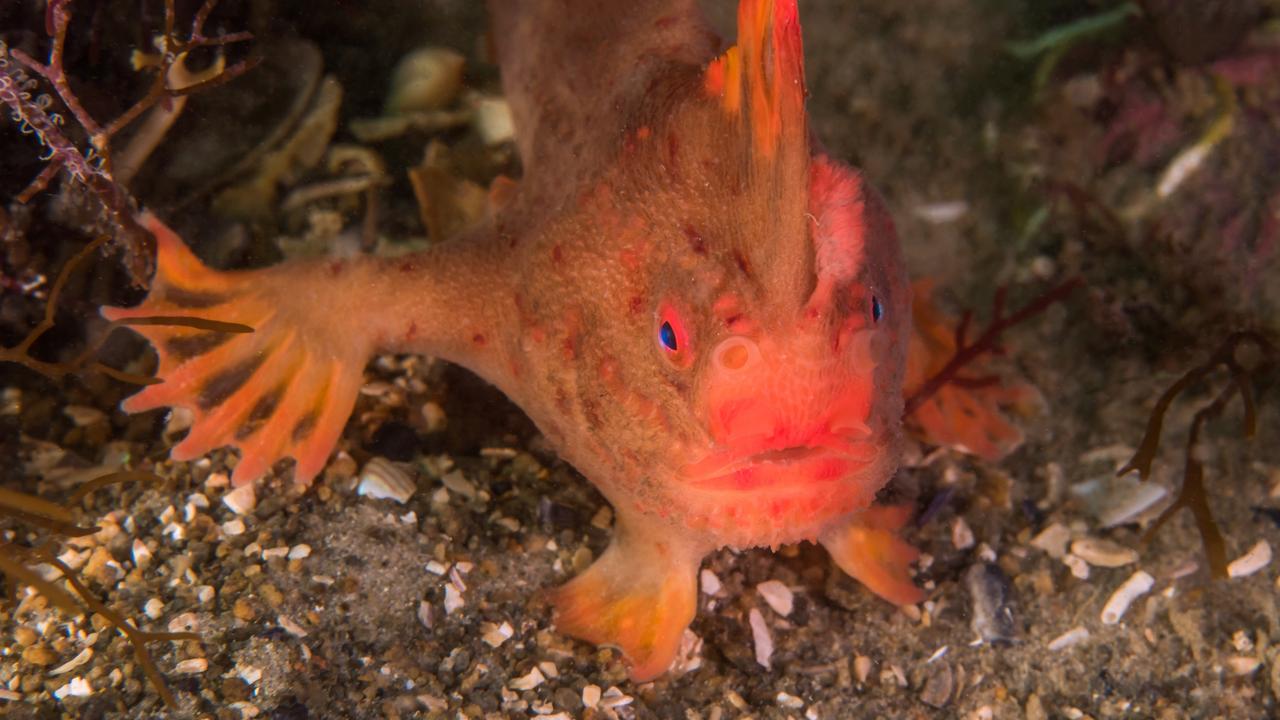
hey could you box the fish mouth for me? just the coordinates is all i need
[679,436,878,493]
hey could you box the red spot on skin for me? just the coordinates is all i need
[403,321,418,342]
[562,337,576,361]
[667,133,680,165]
[636,126,652,140]
[529,326,546,344]
[712,294,740,318]
[733,250,751,276]
[398,259,417,273]
[327,260,345,276]
[684,225,707,255]
[705,55,727,95]
[598,356,619,387]
[620,246,644,271]
[472,333,487,346]
[552,245,563,263]
[655,15,677,29]
[628,295,645,315]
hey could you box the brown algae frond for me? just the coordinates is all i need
[1118,331,1277,577]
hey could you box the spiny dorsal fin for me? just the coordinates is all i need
[703,0,814,313]
[704,0,807,161]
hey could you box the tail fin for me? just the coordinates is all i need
[104,214,368,486]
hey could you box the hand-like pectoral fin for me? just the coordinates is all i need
[103,213,369,487]
[548,520,700,682]
[821,504,925,606]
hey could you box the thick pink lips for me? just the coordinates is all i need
[680,435,878,492]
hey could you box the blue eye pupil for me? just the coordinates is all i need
[659,321,678,351]
[871,296,883,323]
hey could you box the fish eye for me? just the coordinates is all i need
[871,295,883,324]
[659,321,678,351]
[656,303,692,366]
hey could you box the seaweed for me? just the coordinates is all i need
[0,173,248,714]
[1117,331,1277,577]
[0,231,251,385]
[904,276,1085,418]
[0,473,199,708]
[0,0,256,285]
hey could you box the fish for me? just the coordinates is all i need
[103,0,1015,681]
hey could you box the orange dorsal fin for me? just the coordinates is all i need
[705,0,807,160]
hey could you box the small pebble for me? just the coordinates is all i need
[482,621,513,648]
[1063,554,1090,580]
[951,517,975,550]
[599,687,633,709]
[920,662,953,708]
[174,658,209,675]
[854,655,873,684]
[52,677,92,700]
[776,691,804,709]
[472,95,515,145]
[748,607,773,670]
[509,666,545,691]
[1071,538,1139,568]
[221,519,246,536]
[357,457,417,504]
[582,684,602,708]
[417,601,433,629]
[262,546,290,560]
[288,544,312,560]
[1227,540,1271,578]
[1047,626,1090,651]
[700,569,722,597]
[143,598,165,620]
[23,645,56,666]
[50,648,92,676]
[1227,656,1261,675]
[443,584,464,614]
[131,539,153,570]
[964,563,1017,643]
[63,405,105,426]
[223,484,256,515]
[1071,476,1167,528]
[168,613,201,633]
[756,580,794,617]
[1029,523,1071,559]
[1101,570,1154,625]
[278,615,309,638]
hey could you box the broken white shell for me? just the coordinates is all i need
[385,47,465,115]
[357,457,417,504]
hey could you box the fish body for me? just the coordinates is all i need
[108,0,925,680]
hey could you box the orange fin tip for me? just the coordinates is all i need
[549,525,699,682]
[821,504,925,606]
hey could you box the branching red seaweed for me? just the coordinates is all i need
[0,0,257,285]
[904,276,1085,418]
